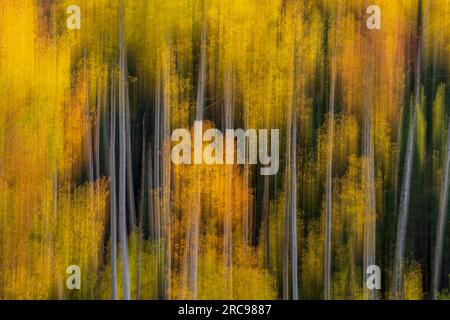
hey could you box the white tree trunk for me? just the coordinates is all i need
[391,1,423,298]
[224,67,234,297]
[362,66,377,300]
[109,74,118,300]
[162,45,172,300]
[291,7,299,299]
[432,117,450,299]
[118,0,131,300]
[324,27,337,302]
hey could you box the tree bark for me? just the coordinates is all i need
[126,89,136,229]
[196,0,207,121]
[362,75,377,301]
[94,80,101,181]
[224,67,234,297]
[431,117,450,299]
[324,12,338,301]
[118,0,131,300]
[291,5,299,299]
[84,47,94,182]
[136,117,147,300]
[391,0,423,299]
[154,72,162,238]
[109,73,118,300]
[162,47,172,300]
[283,83,292,301]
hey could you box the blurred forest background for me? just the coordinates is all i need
[0,0,449,300]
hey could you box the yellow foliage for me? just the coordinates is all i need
[404,262,423,300]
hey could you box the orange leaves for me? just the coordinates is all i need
[172,124,251,227]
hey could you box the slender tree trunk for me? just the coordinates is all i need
[196,0,207,121]
[324,12,338,300]
[136,118,147,300]
[283,86,292,301]
[53,164,61,299]
[126,90,136,229]
[162,46,172,300]
[102,70,110,176]
[181,202,192,299]
[188,2,207,299]
[118,0,131,300]
[94,81,101,181]
[291,6,299,299]
[153,73,163,298]
[431,117,450,299]
[224,67,234,297]
[147,141,159,296]
[391,0,423,299]
[147,142,154,238]
[243,81,250,245]
[243,164,250,243]
[362,66,377,301]
[291,71,298,300]
[394,106,404,216]
[84,47,94,182]
[109,73,118,300]
[262,174,270,269]
[188,191,200,299]
[154,72,162,241]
